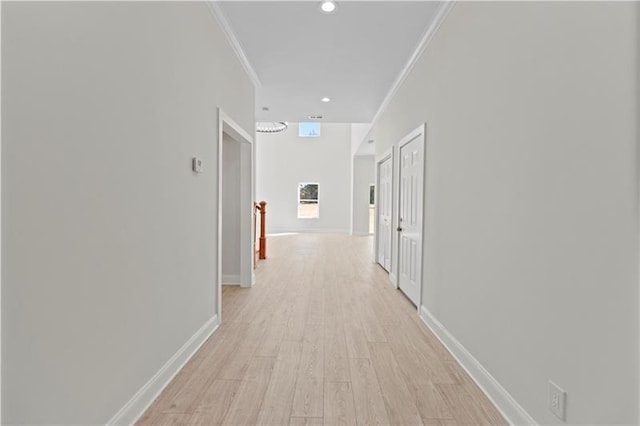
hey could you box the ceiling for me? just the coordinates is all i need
[217,1,445,123]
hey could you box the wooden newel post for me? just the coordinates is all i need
[259,201,267,259]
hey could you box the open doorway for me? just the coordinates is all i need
[376,151,393,273]
[369,184,375,234]
[221,134,243,285]
[217,109,254,323]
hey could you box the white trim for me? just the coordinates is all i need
[266,228,350,235]
[395,124,426,310]
[360,0,456,148]
[222,274,241,285]
[419,306,537,426]
[374,147,393,272]
[205,1,261,88]
[389,272,398,288]
[636,3,640,419]
[371,2,454,127]
[107,315,220,426]
[218,108,255,322]
[0,2,3,419]
[351,231,372,237]
[219,109,253,147]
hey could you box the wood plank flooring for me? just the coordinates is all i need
[137,234,506,426]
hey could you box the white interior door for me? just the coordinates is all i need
[377,156,392,271]
[397,132,424,306]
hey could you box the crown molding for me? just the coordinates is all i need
[362,0,456,146]
[205,0,262,88]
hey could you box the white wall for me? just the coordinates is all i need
[351,156,375,235]
[351,123,372,156]
[1,2,254,424]
[256,123,351,234]
[374,2,639,424]
[222,134,241,283]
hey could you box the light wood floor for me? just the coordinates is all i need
[138,234,506,426]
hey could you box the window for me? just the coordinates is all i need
[299,122,321,137]
[298,183,319,218]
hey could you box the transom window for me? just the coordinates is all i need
[299,122,321,137]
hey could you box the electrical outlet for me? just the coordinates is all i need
[548,381,566,421]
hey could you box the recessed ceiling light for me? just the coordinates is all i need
[321,97,331,103]
[309,115,324,120]
[320,1,336,13]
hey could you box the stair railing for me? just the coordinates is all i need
[254,201,267,268]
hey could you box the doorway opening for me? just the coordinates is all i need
[217,109,254,323]
[221,133,246,286]
[369,184,375,234]
[376,151,393,274]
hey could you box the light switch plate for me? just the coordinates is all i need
[192,157,203,173]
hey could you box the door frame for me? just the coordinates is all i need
[217,108,254,323]
[375,147,394,278]
[0,4,4,418]
[395,124,427,311]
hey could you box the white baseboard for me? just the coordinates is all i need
[389,272,398,288]
[267,228,350,235]
[107,315,220,426]
[419,306,537,426]
[351,231,373,236]
[222,274,241,285]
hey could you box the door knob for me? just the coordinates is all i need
[397,227,403,232]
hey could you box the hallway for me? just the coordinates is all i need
[138,234,506,426]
